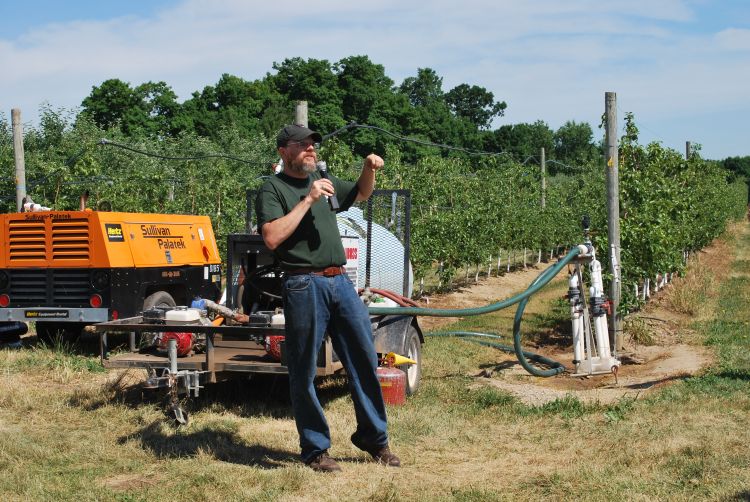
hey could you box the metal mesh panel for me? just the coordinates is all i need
[339,190,412,297]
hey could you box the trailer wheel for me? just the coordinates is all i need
[399,325,422,396]
[143,291,176,310]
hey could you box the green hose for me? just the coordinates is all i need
[512,257,570,376]
[425,331,565,371]
[368,246,583,377]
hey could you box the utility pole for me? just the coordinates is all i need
[605,92,623,352]
[540,147,546,209]
[295,101,308,128]
[685,141,691,160]
[12,109,26,212]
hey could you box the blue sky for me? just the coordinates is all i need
[0,1,181,39]
[1,0,749,160]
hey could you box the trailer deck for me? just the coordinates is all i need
[90,317,344,381]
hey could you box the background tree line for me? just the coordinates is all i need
[1,55,747,309]
[1,106,745,310]
[79,55,598,172]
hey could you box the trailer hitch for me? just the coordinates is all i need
[143,338,206,426]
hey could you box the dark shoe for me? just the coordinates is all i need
[369,446,401,467]
[351,435,401,467]
[305,451,342,472]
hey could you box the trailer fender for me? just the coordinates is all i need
[370,314,423,355]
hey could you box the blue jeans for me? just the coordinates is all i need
[283,273,388,462]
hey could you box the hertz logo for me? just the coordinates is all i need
[105,224,125,242]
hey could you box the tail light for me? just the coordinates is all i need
[89,294,103,308]
[0,294,9,307]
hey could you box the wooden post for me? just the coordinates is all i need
[605,92,623,352]
[540,147,546,209]
[295,101,308,128]
[685,141,691,160]
[12,109,26,212]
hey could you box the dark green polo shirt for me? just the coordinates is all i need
[255,171,358,269]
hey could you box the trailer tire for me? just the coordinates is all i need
[399,325,422,396]
[143,291,177,310]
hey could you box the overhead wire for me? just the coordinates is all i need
[544,159,594,173]
[11,122,597,197]
[321,121,517,160]
[98,138,258,165]
[615,104,679,149]
[88,121,591,171]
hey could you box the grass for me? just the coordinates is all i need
[624,316,656,346]
[2,226,750,500]
[417,248,555,294]
[664,256,717,317]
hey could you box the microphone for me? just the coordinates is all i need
[316,161,339,211]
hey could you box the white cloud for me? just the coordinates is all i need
[0,0,747,158]
[715,28,750,51]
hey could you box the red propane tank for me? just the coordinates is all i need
[377,366,406,405]
[265,335,285,361]
[158,332,194,357]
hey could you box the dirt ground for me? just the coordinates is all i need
[414,244,725,406]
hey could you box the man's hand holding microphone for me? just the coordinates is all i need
[310,154,384,211]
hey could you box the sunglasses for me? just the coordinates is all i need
[286,140,319,149]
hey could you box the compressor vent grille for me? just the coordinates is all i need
[8,220,46,261]
[7,269,91,306]
[7,270,47,305]
[52,219,90,260]
[7,218,90,262]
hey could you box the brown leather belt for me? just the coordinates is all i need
[286,266,345,277]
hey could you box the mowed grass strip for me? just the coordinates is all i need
[2,225,750,500]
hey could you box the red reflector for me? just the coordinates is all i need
[0,294,9,308]
[112,310,119,320]
[89,294,103,308]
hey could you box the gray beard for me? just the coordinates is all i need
[289,161,316,174]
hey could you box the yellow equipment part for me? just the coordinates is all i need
[0,210,220,268]
[384,352,417,367]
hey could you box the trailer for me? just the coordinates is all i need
[92,190,423,422]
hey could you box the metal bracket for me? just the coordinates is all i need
[144,367,205,397]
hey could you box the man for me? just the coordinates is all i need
[255,124,400,472]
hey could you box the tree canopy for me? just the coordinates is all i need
[80,56,595,164]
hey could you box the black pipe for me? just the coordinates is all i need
[0,321,27,337]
